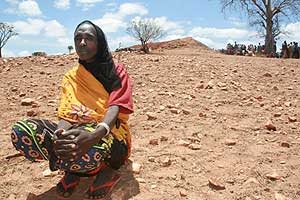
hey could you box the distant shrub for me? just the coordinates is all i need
[32,52,47,56]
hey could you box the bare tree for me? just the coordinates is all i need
[0,22,18,58]
[68,45,73,54]
[220,0,300,55]
[126,19,165,53]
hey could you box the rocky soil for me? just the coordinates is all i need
[0,38,300,200]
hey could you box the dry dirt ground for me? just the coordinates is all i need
[0,38,300,200]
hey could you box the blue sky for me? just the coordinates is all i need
[1,0,300,57]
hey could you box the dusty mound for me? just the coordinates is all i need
[130,37,210,51]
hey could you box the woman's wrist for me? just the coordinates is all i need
[96,122,110,136]
[92,124,109,141]
[56,119,72,131]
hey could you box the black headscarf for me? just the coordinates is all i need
[75,20,121,93]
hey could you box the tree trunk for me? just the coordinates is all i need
[141,40,149,53]
[265,20,274,56]
[264,2,274,56]
[0,48,2,58]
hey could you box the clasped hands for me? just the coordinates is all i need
[53,128,96,161]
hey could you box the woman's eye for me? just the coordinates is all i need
[87,37,95,41]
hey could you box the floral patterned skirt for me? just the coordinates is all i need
[11,119,128,174]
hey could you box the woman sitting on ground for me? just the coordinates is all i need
[11,20,133,199]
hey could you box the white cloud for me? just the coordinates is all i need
[57,37,73,47]
[130,16,184,37]
[18,50,31,57]
[283,22,300,41]
[93,3,148,33]
[18,0,42,17]
[228,17,247,28]
[190,26,256,39]
[107,35,136,50]
[76,0,104,11]
[119,3,148,16]
[2,49,16,58]
[94,15,124,33]
[13,19,67,38]
[44,20,67,37]
[152,16,183,32]
[188,26,263,50]
[54,0,70,10]
[5,0,19,5]
[194,37,216,48]
[13,19,45,35]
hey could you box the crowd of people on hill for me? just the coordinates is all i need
[220,40,300,59]
[281,41,299,59]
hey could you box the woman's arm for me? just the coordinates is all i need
[91,105,119,142]
[56,118,73,131]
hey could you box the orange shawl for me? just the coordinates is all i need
[57,64,131,142]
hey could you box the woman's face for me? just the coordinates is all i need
[74,23,98,63]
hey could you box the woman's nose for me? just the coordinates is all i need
[80,38,86,46]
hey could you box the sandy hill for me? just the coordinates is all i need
[128,37,210,51]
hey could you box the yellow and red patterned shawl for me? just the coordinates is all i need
[57,64,131,142]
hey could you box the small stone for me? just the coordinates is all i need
[136,178,146,183]
[21,98,35,106]
[205,80,214,89]
[280,141,290,148]
[178,139,190,147]
[148,157,155,162]
[11,87,18,92]
[170,108,181,114]
[198,112,206,117]
[158,136,167,142]
[225,139,236,146]
[217,82,227,87]
[131,162,142,174]
[188,143,201,150]
[150,184,157,189]
[161,157,171,167]
[149,139,159,145]
[27,110,37,117]
[42,169,58,177]
[265,172,282,181]
[274,112,282,117]
[179,188,188,197]
[288,116,297,122]
[244,177,260,185]
[159,105,165,111]
[146,112,157,120]
[208,178,225,190]
[263,72,272,77]
[265,121,276,131]
[182,108,191,115]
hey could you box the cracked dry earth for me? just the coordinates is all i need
[0,43,300,200]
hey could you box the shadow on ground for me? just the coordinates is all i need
[36,161,140,200]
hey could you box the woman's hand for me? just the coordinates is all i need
[53,128,97,161]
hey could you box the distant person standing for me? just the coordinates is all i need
[257,43,262,56]
[292,42,299,59]
[282,41,288,58]
[288,42,293,58]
